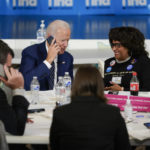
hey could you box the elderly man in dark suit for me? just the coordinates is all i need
[20,20,73,91]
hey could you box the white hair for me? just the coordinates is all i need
[46,20,70,38]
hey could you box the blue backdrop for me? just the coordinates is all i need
[1,15,150,39]
[0,0,150,15]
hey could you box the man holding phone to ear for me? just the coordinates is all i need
[0,39,29,136]
[20,20,74,91]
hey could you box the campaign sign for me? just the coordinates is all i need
[0,0,150,15]
[106,94,150,112]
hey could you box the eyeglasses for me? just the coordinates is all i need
[110,43,122,48]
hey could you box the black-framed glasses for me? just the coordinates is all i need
[110,43,122,48]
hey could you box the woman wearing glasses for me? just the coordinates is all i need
[104,26,150,92]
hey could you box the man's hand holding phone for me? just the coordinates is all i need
[0,65,24,89]
[46,37,60,64]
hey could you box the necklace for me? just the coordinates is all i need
[116,56,131,64]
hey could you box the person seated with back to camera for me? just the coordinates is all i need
[50,65,131,150]
[19,20,73,91]
[104,26,150,92]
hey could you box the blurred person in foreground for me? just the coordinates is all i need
[0,40,29,149]
[0,40,15,105]
[0,39,29,135]
[20,19,73,91]
[104,26,150,92]
[50,65,131,150]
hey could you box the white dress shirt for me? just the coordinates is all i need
[43,42,57,87]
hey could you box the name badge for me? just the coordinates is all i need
[112,77,122,84]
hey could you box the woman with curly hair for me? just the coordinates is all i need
[104,26,150,92]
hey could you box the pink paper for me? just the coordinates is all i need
[105,94,150,112]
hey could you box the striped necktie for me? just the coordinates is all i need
[49,61,55,90]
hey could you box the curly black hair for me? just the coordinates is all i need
[109,26,149,58]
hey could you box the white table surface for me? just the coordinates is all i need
[6,90,56,144]
[6,91,150,145]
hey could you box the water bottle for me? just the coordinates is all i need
[63,72,71,102]
[124,96,133,122]
[130,72,139,96]
[55,76,65,103]
[30,76,40,104]
[36,20,46,43]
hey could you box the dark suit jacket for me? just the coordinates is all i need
[0,88,29,135]
[19,41,73,90]
[50,96,131,150]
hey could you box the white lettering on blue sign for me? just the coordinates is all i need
[86,0,110,7]
[48,0,73,7]
[13,0,37,7]
[49,0,52,6]
[122,0,147,7]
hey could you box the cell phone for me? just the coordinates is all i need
[108,91,119,95]
[47,36,56,45]
[0,64,5,78]
[27,108,45,113]
[144,122,150,129]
